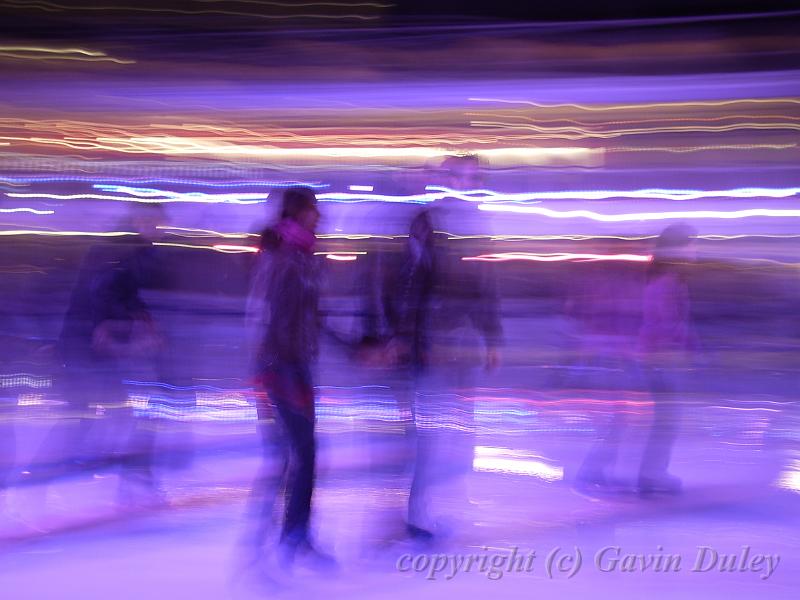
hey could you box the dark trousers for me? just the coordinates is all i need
[257,362,316,546]
[275,404,315,543]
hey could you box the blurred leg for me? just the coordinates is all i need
[0,411,15,492]
[640,367,682,489]
[577,347,637,487]
[266,364,316,548]
[407,413,434,533]
[578,409,626,485]
[247,396,289,547]
[278,409,315,545]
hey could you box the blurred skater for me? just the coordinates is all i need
[245,186,335,572]
[638,223,697,495]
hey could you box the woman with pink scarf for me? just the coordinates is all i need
[247,186,333,572]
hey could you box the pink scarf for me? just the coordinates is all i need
[276,218,316,253]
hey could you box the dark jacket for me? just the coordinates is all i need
[370,209,502,370]
[59,242,156,363]
[255,242,321,368]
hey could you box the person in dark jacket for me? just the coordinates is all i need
[25,204,166,501]
[406,207,502,539]
[247,186,333,570]
[364,156,502,541]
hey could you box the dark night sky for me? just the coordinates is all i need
[0,0,798,77]
[1,0,799,33]
[389,0,800,20]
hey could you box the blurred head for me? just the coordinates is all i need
[650,222,697,275]
[441,154,481,191]
[409,209,434,243]
[407,209,436,267]
[654,222,696,259]
[280,186,319,233]
[130,203,167,242]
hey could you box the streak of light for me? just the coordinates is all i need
[158,225,254,239]
[1,0,384,20]
[8,136,599,166]
[468,96,800,112]
[0,229,132,237]
[468,120,800,140]
[426,185,800,202]
[463,252,652,263]
[0,207,54,215]
[478,204,800,221]
[0,45,133,64]
[13,185,800,206]
[776,461,800,494]
[153,242,257,253]
[323,253,362,261]
[473,446,564,481]
[608,143,798,153]
[0,176,325,188]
